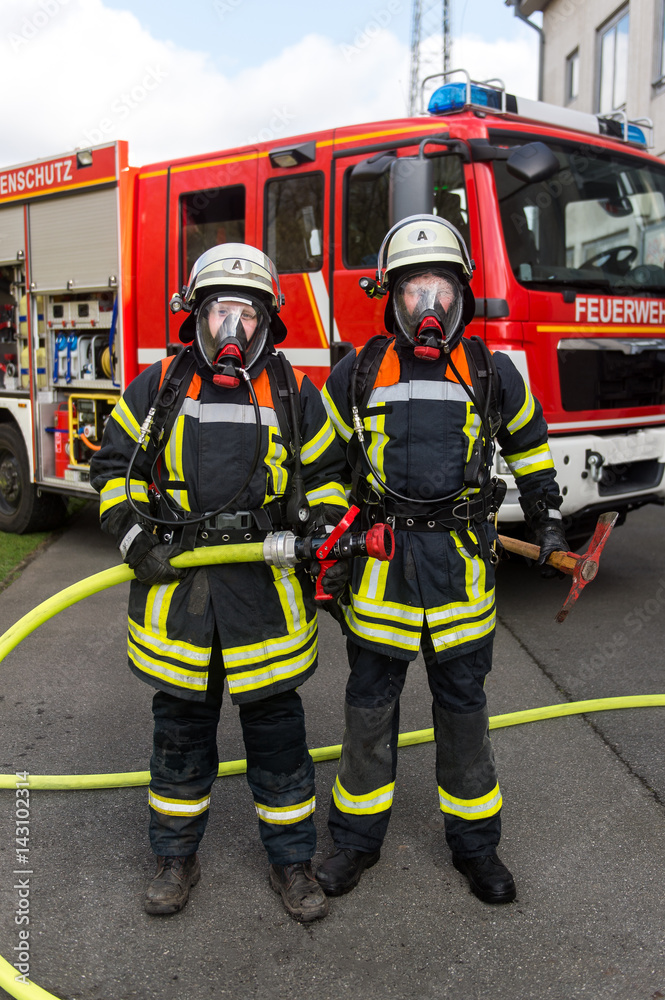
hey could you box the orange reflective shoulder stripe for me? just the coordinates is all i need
[447,342,473,387]
[158,355,201,399]
[374,341,401,388]
[251,368,275,409]
[290,368,306,390]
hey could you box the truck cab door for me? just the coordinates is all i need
[331,140,485,350]
[164,152,258,353]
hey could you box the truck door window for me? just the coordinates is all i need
[180,185,245,281]
[344,153,470,268]
[491,130,665,293]
[264,173,324,273]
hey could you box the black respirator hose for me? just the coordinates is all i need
[350,350,467,507]
[124,369,264,528]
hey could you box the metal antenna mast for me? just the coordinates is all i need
[408,0,452,116]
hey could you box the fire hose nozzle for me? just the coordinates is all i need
[261,522,395,576]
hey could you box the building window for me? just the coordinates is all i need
[597,7,629,112]
[566,48,579,103]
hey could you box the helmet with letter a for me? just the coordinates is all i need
[377,215,475,358]
[171,243,287,378]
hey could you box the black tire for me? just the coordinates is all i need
[0,423,67,534]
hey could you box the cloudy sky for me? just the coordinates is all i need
[2,0,541,168]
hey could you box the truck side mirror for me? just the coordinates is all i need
[506,141,559,184]
[389,156,434,226]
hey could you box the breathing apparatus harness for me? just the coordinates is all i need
[123,346,309,541]
[348,333,505,561]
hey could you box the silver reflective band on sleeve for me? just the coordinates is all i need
[120,523,143,559]
[547,509,563,520]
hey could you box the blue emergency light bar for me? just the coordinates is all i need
[428,82,502,114]
[426,75,651,149]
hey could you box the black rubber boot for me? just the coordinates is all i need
[315,848,381,896]
[453,852,516,904]
[269,862,329,922]
[144,854,201,915]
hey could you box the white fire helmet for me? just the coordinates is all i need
[175,244,286,366]
[376,215,475,354]
[183,243,283,312]
[377,215,474,290]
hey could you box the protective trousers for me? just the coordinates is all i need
[148,637,317,866]
[327,636,502,858]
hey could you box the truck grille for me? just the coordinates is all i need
[557,339,665,411]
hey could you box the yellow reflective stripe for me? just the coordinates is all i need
[322,384,353,442]
[506,384,535,434]
[301,415,336,465]
[111,397,142,441]
[353,593,421,624]
[271,566,307,632]
[145,580,179,637]
[438,782,502,819]
[453,529,485,602]
[305,481,348,507]
[264,426,289,499]
[462,402,482,463]
[254,796,315,825]
[343,602,422,652]
[359,556,390,601]
[223,618,316,667]
[99,478,149,515]
[128,618,211,665]
[128,637,209,690]
[164,412,191,512]
[365,403,389,492]
[332,776,395,815]
[430,608,496,652]
[226,640,317,695]
[427,591,495,628]
[504,443,554,477]
[149,791,211,816]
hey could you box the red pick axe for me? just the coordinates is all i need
[498,511,619,623]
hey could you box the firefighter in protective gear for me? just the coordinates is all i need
[90,244,348,923]
[316,215,567,904]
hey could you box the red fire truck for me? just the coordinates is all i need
[1,72,665,542]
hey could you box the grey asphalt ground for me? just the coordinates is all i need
[0,501,664,1000]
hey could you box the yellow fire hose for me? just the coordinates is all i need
[1,546,664,1000]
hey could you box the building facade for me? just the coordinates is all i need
[518,0,665,156]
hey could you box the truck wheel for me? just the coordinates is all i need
[0,424,67,534]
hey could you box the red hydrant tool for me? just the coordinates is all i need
[499,511,619,623]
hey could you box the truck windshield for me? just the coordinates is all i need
[491,131,665,294]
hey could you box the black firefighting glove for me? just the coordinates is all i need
[105,502,186,586]
[320,559,351,600]
[520,493,568,566]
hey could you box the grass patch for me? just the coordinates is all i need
[0,497,93,590]
[0,530,51,589]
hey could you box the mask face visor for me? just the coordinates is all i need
[393,271,464,347]
[196,295,270,372]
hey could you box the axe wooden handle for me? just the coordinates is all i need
[498,534,578,575]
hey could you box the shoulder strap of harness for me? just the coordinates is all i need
[461,336,501,437]
[346,335,394,507]
[349,334,395,416]
[264,351,309,527]
[264,351,300,454]
[151,347,198,450]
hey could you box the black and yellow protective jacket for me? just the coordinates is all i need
[90,351,348,703]
[322,336,561,663]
